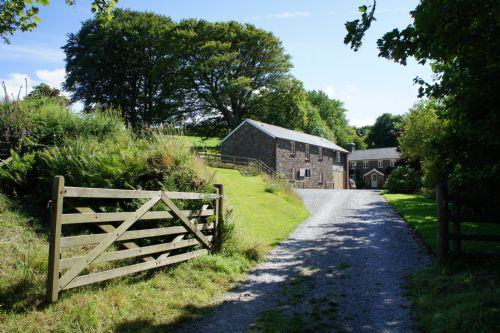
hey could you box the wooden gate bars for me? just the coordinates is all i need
[47,176,223,302]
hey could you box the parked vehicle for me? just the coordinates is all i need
[349,178,356,189]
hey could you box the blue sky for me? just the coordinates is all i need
[0,0,431,126]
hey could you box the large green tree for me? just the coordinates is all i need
[0,0,118,43]
[307,90,359,147]
[247,77,308,131]
[172,19,292,129]
[364,113,402,148]
[63,9,182,127]
[345,0,500,193]
[399,99,442,187]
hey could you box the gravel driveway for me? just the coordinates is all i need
[180,190,431,333]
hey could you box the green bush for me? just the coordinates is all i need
[384,165,422,194]
[0,99,213,213]
[1,97,124,153]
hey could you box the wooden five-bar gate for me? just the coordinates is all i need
[47,176,224,302]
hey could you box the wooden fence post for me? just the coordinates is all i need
[214,184,224,234]
[47,176,65,303]
[451,203,462,256]
[436,183,449,259]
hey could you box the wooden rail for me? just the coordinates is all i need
[46,176,223,302]
[436,183,499,259]
[198,152,278,178]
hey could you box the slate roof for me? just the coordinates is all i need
[221,119,349,153]
[348,147,400,161]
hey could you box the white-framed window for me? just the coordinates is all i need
[336,151,340,162]
[290,141,296,156]
[377,160,383,168]
[390,159,395,167]
[319,168,323,184]
[351,161,357,169]
[318,147,323,161]
[363,160,368,169]
[305,168,311,178]
[305,144,310,161]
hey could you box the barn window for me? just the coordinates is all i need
[336,151,340,162]
[363,160,368,169]
[290,141,296,156]
[305,168,311,178]
[318,147,323,161]
[305,144,310,161]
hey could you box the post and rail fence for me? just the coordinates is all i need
[198,152,278,178]
[436,183,500,259]
[46,176,223,302]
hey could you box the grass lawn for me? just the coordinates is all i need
[177,135,221,149]
[213,167,308,247]
[0,169,307,332]
[384,193,500,253]
[384,193,500,333]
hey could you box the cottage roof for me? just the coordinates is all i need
[221,119,349,153]
[348,147,400,161]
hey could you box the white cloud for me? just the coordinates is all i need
[269,11,311,18]
[0,73,35,99]
[0,44,64,63]
[1,68,66,99]
[322,84,358,103]
[36,69,66,89]
[348,117,375,127]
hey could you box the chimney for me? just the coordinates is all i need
[347,143,356,153]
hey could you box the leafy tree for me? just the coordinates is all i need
[364,113,402,148]
[248,77,308,131]
[0,0,118,43]
[172,19,292,129]
[26,83,68,104]
[399,99,442,188]
[63,9,182,127]
[345,0,500,193]
[307,90,359,147]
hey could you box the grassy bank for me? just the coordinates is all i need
[213,168,308,248]
[384,193,500,333]
[0,169,307,332]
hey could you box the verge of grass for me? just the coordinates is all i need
[212,168,309,248]
[0,168,308,332]
[384,193,500,333]
[383,193,500,254]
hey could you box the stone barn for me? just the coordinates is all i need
[220,119,349,189]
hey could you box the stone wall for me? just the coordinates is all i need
[220,122,276,169]
[276,138,347,189]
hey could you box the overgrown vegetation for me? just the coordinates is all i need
[0,98,212,213]
[384,193,500,332]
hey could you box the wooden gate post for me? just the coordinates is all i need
[214,184,224,245]
[47,176,65,302]
[436,183,449,259]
